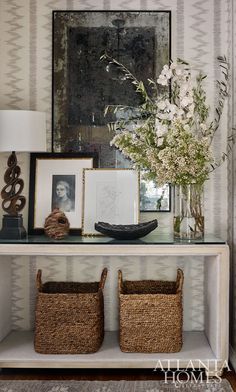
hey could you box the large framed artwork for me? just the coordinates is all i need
[28,153,98,235]
[82,169,139,235]
[53,10,171,212]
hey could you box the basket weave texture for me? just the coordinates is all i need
[34,268,107,354]
[119,268,184,353]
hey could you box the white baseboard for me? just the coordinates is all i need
[230,345,236,371]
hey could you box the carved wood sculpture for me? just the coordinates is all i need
[1,152,26,216]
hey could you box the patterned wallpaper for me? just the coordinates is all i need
[228,0,236,370]
[0,0,235,362]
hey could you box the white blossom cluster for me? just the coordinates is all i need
[109,58,228,186]
[155,62,199,149]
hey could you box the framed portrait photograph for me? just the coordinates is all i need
[28,153,98,235]
[82,169,140,236]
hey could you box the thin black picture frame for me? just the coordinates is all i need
[28,152,98,236]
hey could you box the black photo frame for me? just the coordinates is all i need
[28,152,98,235]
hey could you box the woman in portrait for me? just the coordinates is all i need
[52,180,75,212]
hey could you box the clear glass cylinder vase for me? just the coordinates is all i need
[173,184,204,240]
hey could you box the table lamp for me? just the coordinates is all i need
[0,110,46,239]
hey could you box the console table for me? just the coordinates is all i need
[0,234,229,375]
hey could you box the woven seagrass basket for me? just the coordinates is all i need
[34,268,108,354]
[119,268,184,353]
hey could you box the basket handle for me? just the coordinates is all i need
[118,270,123,292]
[36,269,43,291]
[99,268,108,290]
[176,268,184,293]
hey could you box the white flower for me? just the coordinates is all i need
[165,69,172,79]
[156,136,164,146]
[180,95,194,108]
[166,112,175,121]
[176,108,185,118]
[157,64,172,85]
[171,62,186,76]
[179,82,193,97]
[183,124,190,131]
[162,65,172,79]
[156,122,168,137]
[170,62,177,69]
[188,103,195,112]
[157,75,168,86]
[175,66,185,76]
[168,103,177,113]
[158,112,169,120]
[157,100,166,110]
[200,123,207,131]
[186,112,194,120]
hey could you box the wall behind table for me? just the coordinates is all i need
[228,0,236,372]
[0,0,232,339]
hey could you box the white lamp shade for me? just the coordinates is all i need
[0,110,47,152]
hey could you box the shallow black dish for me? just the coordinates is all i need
[94,219,158,240]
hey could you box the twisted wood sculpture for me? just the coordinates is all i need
[1,152,26,215]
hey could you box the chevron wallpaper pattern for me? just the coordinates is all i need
[0,0,235,354]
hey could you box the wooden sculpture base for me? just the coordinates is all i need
[0,215,26,239]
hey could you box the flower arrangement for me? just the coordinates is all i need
[101,54,230,187]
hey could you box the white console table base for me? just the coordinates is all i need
[0,241,229,372]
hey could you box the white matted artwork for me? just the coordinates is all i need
[82,169,140,235]
[28,153,97,235]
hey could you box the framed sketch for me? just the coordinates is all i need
[82,169,139,235]
[28,153,98,235]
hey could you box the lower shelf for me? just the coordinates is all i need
[0,331,217,369]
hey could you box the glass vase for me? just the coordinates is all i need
[173,184,204,240]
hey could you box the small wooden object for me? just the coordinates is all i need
[44,208,70,239]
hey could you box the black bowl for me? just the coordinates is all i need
[94,219,158,240]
